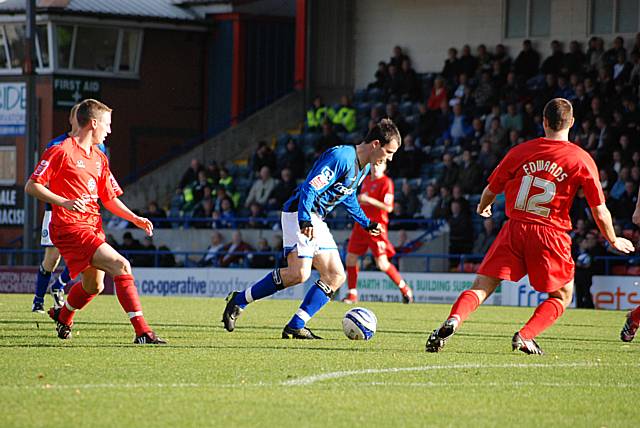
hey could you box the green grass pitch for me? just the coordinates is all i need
[1,294,638,427]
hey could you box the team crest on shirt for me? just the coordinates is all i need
[87,178,97,192]
[76,159,85,168]
[310,166,335,190]
[33,159,49,176]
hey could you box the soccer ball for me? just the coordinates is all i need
[342,307,377,340]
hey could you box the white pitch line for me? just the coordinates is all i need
[0,382,271,391]
[280,362,634,386]
[362,381,637,389]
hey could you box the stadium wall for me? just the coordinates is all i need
[353,0,625,88]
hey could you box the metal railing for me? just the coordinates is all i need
[1,248,637,275]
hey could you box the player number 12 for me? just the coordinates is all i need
[514,175,556,217]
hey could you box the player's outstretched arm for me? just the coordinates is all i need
[591,204,634,254]
[25,179,86,212]
[102,198,153,236]
[476,186,497,218]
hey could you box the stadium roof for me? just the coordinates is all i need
[0,0,204,22]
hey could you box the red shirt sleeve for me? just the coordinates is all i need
[487,151,516,195]
[580,152,606,207]
[30,145,65,185]
[383,177,394,207]
[98,159,124,202]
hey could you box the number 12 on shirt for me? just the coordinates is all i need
[514,175,556,217]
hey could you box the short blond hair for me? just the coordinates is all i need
[76,99,112,127]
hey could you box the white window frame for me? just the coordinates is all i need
[503,0,551,39]
[589,0,640,35]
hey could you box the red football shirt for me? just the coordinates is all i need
[487,138,605,231]
[360,174,394,225]
[30,137,123,229]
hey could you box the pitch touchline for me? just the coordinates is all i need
[280,362,635,386]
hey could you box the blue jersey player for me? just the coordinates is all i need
[222,119,401,338]
[32,104,107,313]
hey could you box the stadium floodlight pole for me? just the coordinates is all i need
[22,0,37,264]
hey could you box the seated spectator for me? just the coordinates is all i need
[250,141,276,177]
[391,134,423,178]
[478,140,498,179]
[249,238,276,269]
[501,103,523,132]
[368,61,388,90]
[306,95,333,132]
[565,40,586,75]
[398,58,422,101]
[396,180,420,218]
[450,184,471,217]
[433,186,452,219]
[212,198,237,229]
[120,232,143,266]
[268,167,297,210]
[389,45,410,69]
[541,40,564,75]
[574,232,605,308]
[389,202,410,230]
[487,117,508,155]
[458,45,478,77]
[438,153,459,189]
[441,48,460,81]
[217,168,239,207]
[448,200,474,256]
[610,167,630,199]
[473,218,498,255]
[179,158,203,190]
[473,71,496,114]
[143,201,167,228]
[418,184,440,219]
[157,243,176,268]
[205,160,220,183]
[278,139,305,180]
[383,64,404,101]
[192,197,215,228]
[499,72,521,106]
[457,150,483,194]
[219,231,254,267]
[386,102,410,137]
[246,202,268,229]
[604,36,626,67]
[332,95,357,133]
[427,77,448,111]
[198,231,225,267]
[315,122,342,156]
[611,181,637,220]
[445,102,473,144]
[484,105,501,131]
[137,236,156,267]
[245,166,277,209]
[466,118,485,152]
[586,36,605,71]
[493,43,512,77]
[555,75,575,100]
[169,187,184,220]
[613,52,632,83]
[513,39,540,80]
[476,44,492,74]
[214,185,234,212]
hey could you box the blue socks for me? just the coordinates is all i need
[51,267,71,291]
[288,280,333,329]
[233,270,284,308]
[33,265,51,304]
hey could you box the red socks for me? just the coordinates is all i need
[384,265,403,285]
[449,290,481,324]
[114,274,150,336]
[346,265,358,298]
[519,298,565,340]
[630,305,640,325]
[58,282,97,325]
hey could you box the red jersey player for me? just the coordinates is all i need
[25,99,165,344]
[426,98,634,354]
[622,199,640,342]
[344,161,413,304]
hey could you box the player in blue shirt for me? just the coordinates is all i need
[222,119,401,338]
[32,104,107,312]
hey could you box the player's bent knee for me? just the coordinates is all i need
[375,257,390,271]
[82,280,104,295]
[283,267,311,286]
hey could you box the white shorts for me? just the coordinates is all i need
[41,210,53,247]
[281,211,338,259]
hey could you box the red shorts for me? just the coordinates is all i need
[50,223,106,279]
[477,220,574,293]
[347,224,396,259]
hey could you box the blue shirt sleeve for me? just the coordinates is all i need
[343,192,371,228]
[297,151,347,224]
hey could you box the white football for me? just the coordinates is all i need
[342,307,377,340]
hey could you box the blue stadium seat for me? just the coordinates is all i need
[368,87,384,102]
[356,102,371,116]
[400,101,414,117]
[354,88,368,103]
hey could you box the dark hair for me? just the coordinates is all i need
[543,98,573,131]
[364,118,401,147]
